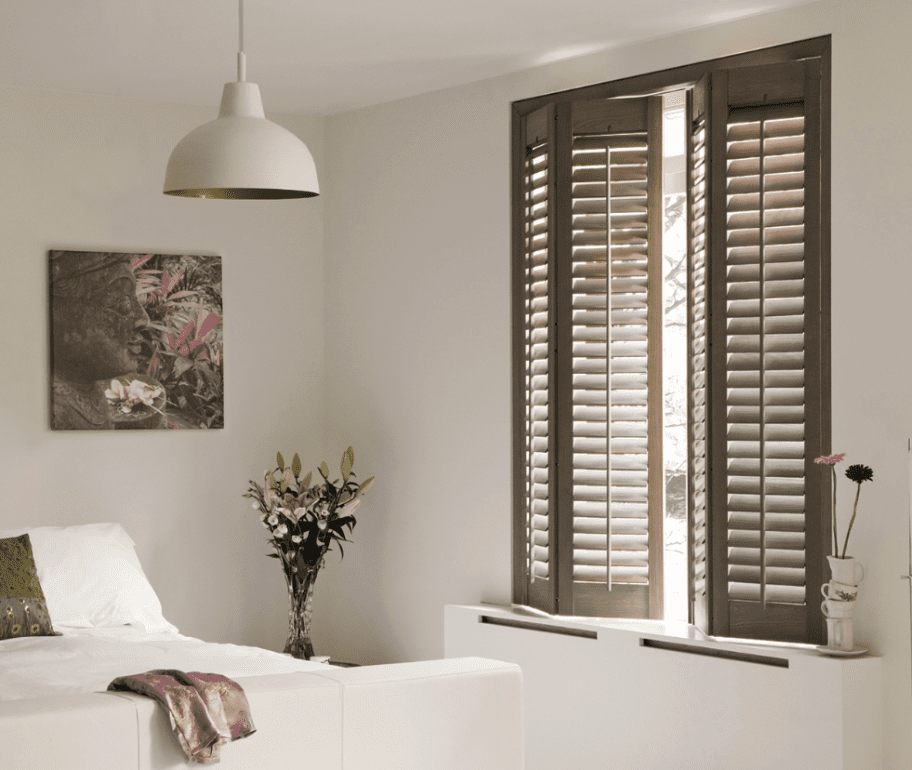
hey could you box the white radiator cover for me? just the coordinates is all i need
[444,604,882,770]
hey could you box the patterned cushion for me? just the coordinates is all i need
[0,534,59,639]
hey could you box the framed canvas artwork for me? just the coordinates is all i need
[49,250,224,430]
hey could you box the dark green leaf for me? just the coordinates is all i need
[172,356,194,379]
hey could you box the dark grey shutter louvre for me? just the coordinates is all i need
[706,60,827,643]
[560,96,664,618]
[514,104,558,613]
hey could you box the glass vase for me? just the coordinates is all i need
[284,567,319,660]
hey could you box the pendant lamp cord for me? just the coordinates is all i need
[237,0,247,82]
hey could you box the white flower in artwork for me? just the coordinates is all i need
[292,535,302,543]
[267,513,279,526]
[105,379,128,402]
[126,379,162,406]
[275,524,288,537]
[104,378,163,413]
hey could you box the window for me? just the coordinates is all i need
[511,38,830,644]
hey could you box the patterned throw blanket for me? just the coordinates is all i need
[108,670,256,764]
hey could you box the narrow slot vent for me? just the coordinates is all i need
[640,637,789,667]
[479,615,598,639]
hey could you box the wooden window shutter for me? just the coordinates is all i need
[704,59,828,643]
[687,75,712,634]
[557,96,664,618]
[514,103,558,614]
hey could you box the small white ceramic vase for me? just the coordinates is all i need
[827,555,864,586]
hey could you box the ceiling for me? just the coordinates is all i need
[0,1,811,116]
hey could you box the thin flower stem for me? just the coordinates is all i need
[831,466,838,557]
[841,483,862,559]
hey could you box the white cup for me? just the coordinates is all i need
[826,617,854,651]
[820,580,859,602]
[828,556,864,586]
[821,598,856,618]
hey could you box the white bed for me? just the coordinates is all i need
[0,625,328,702]
[0,524,524,769]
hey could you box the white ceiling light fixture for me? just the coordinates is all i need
[164,0,319,199]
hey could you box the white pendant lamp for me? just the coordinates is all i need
[164,0,319,199]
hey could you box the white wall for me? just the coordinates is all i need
[322,0,912,764]
[0,86,326,650]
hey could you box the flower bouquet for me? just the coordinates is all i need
[244,447,374,659]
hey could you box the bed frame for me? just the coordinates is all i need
[1,657,523,769]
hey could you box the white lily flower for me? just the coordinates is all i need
[267,513,279,526]
[275,524,288,536]
[292,535,302,543]
[339,499,361,517]
[105,379,128,401]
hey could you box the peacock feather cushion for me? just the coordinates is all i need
[0,533,59,639]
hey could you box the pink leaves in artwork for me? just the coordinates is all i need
[166,307,222,358]
[133,255,188,305]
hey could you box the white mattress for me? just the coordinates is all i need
[0,626,327,701]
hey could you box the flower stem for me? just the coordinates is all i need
[831,466,838,557]
[841,483,861,559]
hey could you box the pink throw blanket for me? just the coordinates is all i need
[108,670,256,764]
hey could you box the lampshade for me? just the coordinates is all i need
[164,81,319,199]
[163,0,319,200]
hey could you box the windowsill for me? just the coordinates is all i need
[471,603,870,661]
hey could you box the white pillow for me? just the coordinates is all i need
[0,523,178,633]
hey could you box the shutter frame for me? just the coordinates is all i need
[513,39,830,640]
[513,102,559,614]
[702,58,828,643]
[561,95,664,619]
[688,74,712,635]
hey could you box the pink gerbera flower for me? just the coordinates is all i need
[814,453,846,466]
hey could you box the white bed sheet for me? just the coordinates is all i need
[0,626,326,701]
